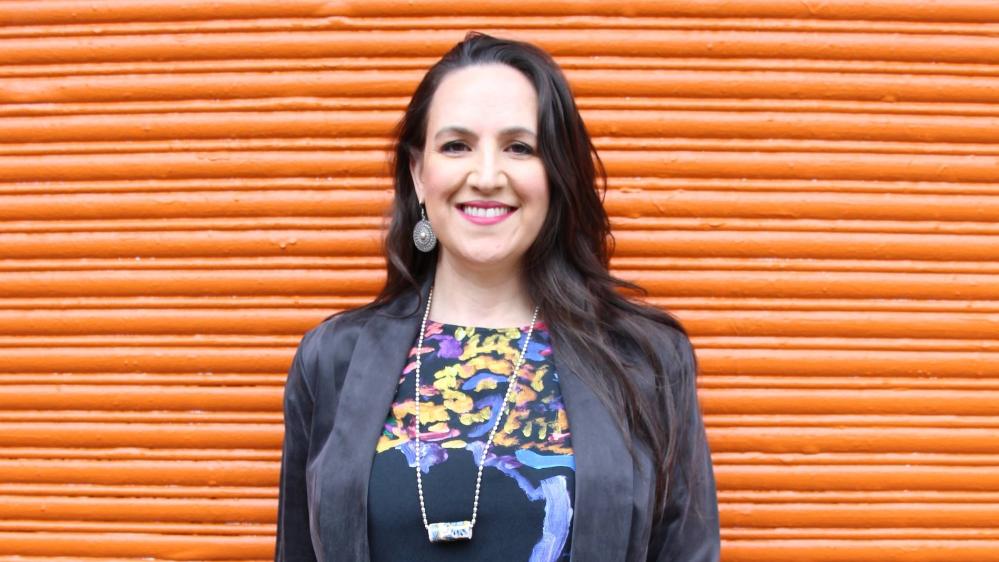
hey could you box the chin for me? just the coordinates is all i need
[456,251,512,268]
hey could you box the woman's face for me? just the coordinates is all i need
[410,63,549,274]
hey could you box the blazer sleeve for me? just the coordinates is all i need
[650,331,721,562]
[275,330,319,562]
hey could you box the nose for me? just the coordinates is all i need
[469,144,504,191]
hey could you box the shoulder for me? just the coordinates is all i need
[635,312,691,347]
[619,306,697,375]
[291,303,382,388]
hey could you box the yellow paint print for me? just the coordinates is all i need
[374,319,573,459]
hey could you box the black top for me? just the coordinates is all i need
[368,319,575,561]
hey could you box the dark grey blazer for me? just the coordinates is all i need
[275,273,720,561]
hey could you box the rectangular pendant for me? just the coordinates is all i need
[427,520,473,542]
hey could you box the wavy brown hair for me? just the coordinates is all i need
[351,31,708,531]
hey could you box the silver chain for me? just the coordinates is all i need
[413,284,540,533]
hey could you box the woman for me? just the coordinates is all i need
[275,31,720,562]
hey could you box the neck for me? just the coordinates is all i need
[427,252,537,329]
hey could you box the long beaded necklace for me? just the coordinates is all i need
[413,285,540,543]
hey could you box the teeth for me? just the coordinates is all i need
[461,205,511,218]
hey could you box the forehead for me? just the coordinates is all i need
[426,63,538,135]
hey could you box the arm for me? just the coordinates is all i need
[650,331,721,562]
[275,331,319,562]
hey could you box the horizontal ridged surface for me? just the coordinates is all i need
[1,1,998,560]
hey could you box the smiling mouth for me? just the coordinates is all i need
[457,204,516,218]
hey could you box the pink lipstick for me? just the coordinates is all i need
[456,201,517,226]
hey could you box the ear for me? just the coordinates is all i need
[409,150,425,203]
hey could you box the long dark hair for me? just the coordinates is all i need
[353,31,706,531]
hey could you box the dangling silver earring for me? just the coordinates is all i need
[412,202,437,252]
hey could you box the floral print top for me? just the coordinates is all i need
[368,319,575,561]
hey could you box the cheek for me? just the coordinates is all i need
[421,157,465,194]
[515,168,549,219]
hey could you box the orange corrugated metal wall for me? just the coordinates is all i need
[2,1,998,560]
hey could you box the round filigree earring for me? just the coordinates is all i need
[412,202,437,252]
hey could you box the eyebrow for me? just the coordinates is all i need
[433,125,537,140]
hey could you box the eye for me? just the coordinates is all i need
[509,142,535,156]
[441,140,469,153]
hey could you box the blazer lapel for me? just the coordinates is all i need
[553,348,634,562]
[319,276,429,562]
